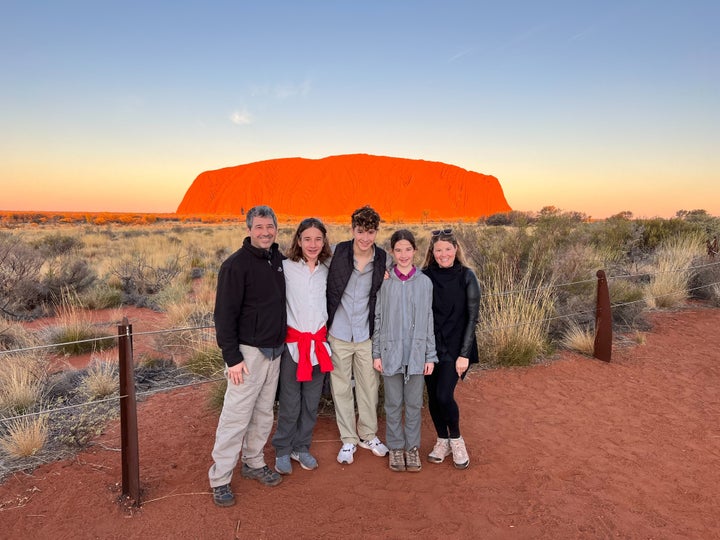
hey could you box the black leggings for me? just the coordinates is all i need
[425,361,460,439]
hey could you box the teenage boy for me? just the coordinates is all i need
[209,205,286,507]
[326,205,389,464]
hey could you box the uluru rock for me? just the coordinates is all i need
[177,154,512,222]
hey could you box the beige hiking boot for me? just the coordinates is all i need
[405,446,422,472]
[389,449,406,472]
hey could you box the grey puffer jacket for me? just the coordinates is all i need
[371,268,438,376]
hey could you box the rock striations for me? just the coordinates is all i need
[176,154,511,222]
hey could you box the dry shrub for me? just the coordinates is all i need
[479,262,555,366]
[689,257,720,306]
[0,415,49,457]
[644,234,704,309]
[561,321,595,356]
[0,317,38,351]
[608,277,647,329]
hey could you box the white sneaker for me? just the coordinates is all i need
[358,436,389,457]
[337,443,357,464]
[427,438,452,464]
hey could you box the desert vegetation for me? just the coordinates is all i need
[1,208,720,476]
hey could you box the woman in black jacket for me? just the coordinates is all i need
[421,229,480,469]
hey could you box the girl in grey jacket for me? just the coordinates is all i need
[372,229,438,472]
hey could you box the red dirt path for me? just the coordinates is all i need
[1,307,719,539]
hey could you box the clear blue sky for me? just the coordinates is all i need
[1,0,718,218]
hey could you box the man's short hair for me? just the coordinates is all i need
[351,205,380,230]
[246,205,278,229]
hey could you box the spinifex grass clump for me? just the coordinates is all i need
[479,262,555,367]
[0,415,49,457]
[47,296,115,356]
[82,355,119,399]
[184,343,224,378]
[561,321,595,356]
[0,354,46,415]
[644,234,704,309]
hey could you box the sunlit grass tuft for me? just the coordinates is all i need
[479,262,555,367]
[0,415,49,457]
[561,321,595,356]
[644,235,704,309]
[82,354,119,399]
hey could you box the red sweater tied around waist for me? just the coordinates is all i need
[286,326,333,382]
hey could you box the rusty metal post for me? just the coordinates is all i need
[118,317,141,504]
[593,270,612,362]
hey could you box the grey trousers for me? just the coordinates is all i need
[383,373,423,450]
[271,349,325,457]
[208,345,281,488]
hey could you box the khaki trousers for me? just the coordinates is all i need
[328,335,379,444]
[208,345,281,488]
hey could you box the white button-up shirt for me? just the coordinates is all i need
[283,258,332,365]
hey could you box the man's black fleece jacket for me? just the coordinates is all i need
[213,237,286,367]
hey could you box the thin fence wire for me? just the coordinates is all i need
[1,269,719,425]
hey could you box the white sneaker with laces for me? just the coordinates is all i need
[358,436,389,457]
[336,443,357,464]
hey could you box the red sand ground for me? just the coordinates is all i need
[1,307,719,539]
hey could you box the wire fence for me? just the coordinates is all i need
[0,259,719,475]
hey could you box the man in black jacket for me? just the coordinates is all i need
[209,205,286,507]
[326,205,389,465]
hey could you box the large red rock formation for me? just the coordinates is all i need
[177,154,511,222]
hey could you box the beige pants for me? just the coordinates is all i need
[208,345,280,488]
[328,335,379,444]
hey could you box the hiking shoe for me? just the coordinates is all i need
[275,454,292,475]
[337,443,357,464]
[241,464,283,486]
[389,449,406,472]
[428,438,452,464]
[358,436,389,457]
[291,451,318,471]
[212,484,235,507]
[449,436,470,469]
[405,446,422,472]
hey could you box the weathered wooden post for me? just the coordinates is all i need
[118,317,141,504]
[593,270,612,362]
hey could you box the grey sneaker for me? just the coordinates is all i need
[212,484,235,507]
[291,451,318,470]
[428,438,452,464]
[389,448,406,472]
[449,436,470,469]
[275,454,292,475]
[405,446,422,472]
[241,464,283,486]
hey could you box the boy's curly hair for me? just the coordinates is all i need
[350,205,380,230]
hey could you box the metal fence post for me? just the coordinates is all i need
[593,270,612,362]
[118,317,141,504]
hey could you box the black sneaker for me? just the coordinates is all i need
[212,484,235,507]
[241,464,283,486]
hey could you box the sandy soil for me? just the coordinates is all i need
[1,306,719,539]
